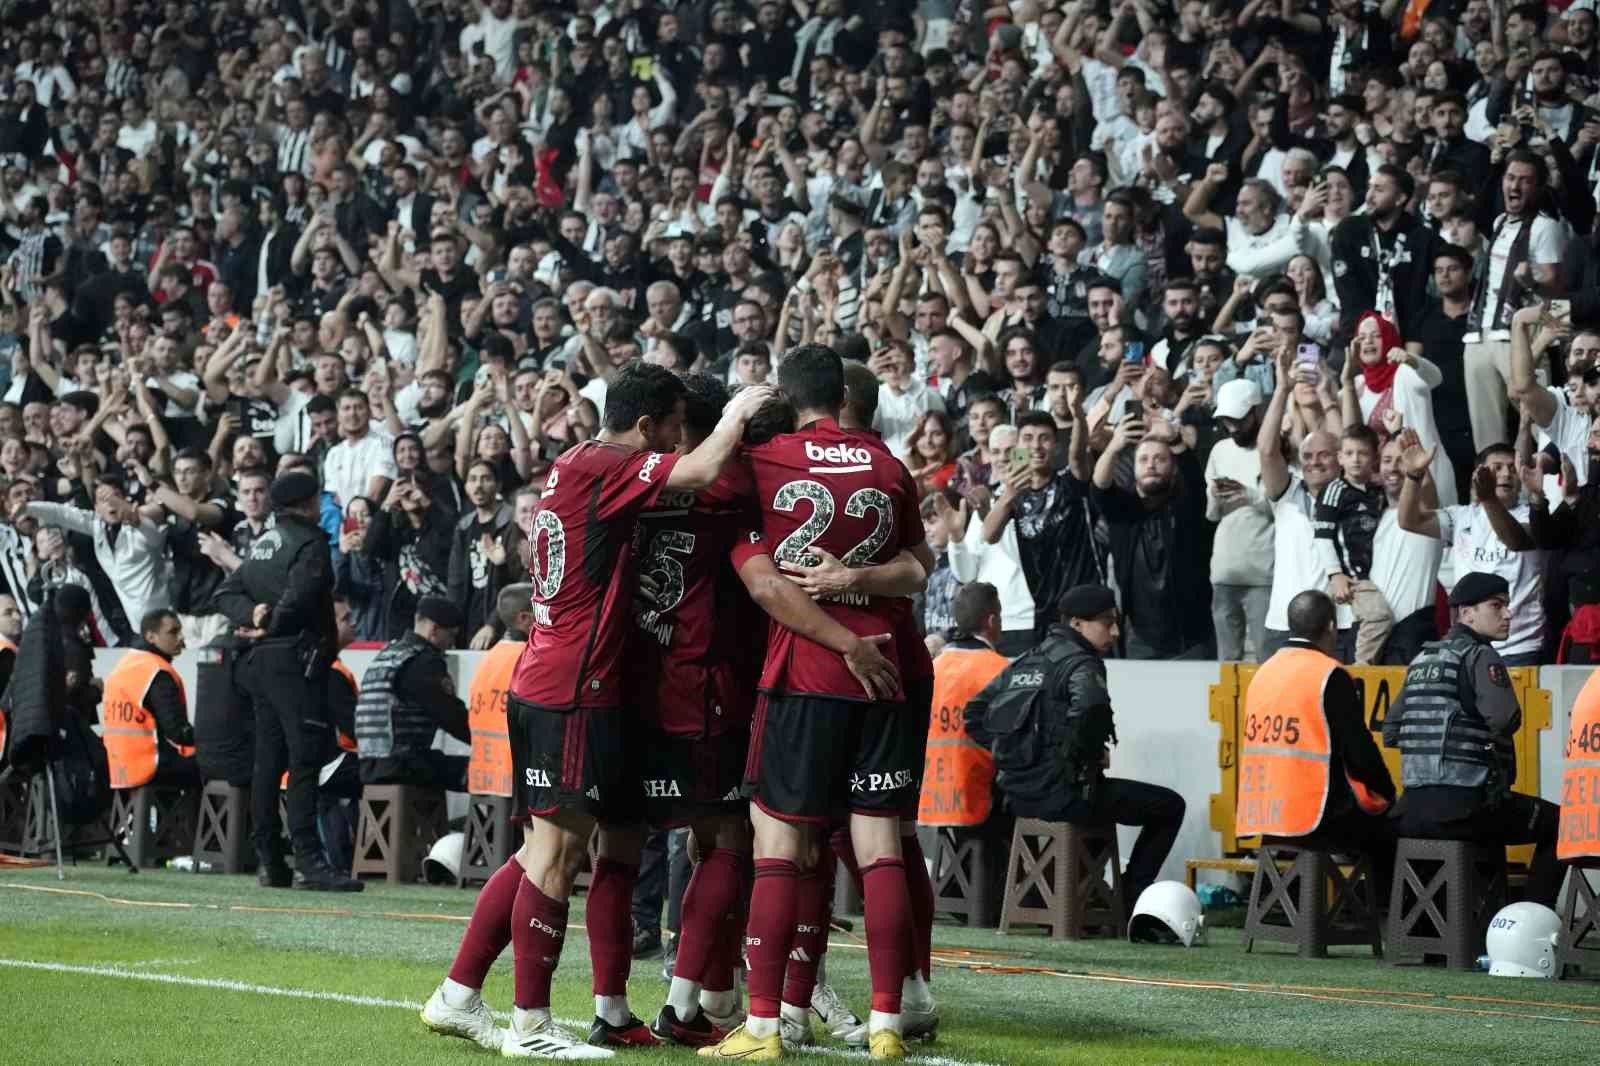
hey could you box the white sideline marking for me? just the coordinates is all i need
[0,959,994,1066]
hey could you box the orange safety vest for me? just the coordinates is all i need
[0,634,14,757]
[467,641,520,798]
[102,649,194,790]
[1239,646,1339,838]
[919,644,1009,827]
[1559,669,1600,860]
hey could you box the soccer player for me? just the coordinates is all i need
[421,363,771,1060]
[703,346,927,1061]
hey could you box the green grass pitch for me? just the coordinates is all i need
[0,863,1595,1065]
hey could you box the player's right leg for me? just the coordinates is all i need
[655,814,748,1046]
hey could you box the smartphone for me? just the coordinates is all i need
[1296,342,1321,366]
[1123,340,1147,364]
[342,514,360,533]
[1008,446,1030,467]
[1550,299,1572,320]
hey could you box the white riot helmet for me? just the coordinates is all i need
[422,831,465,884]
[1129,881,1205,946]
[1485,902,1562,978]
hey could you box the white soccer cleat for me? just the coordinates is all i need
[902,1003,939,1041]
[420,984,504,1051]
[810,983,867,1047]
[500,1015,615,1059]
[779,1011,815,1051]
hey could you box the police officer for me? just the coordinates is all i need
[354,595,471,790]
[965,584,1186,910]
[214,471,361,892]
[1385,572,1561,907]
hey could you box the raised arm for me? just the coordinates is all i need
[1258,344,1295,500]
[663,386,775,491]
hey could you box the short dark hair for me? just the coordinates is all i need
[1016,410,1057,434]
[951,581,1001,636]
[682,373,729,438]
[306,394,337,416]
[1286,590,1335,640]
[172,446,212,469]
[497,582,534,633]
[1434,243,1474,271]
[602,361,687,433]
[1474,442,1516,465]
[1432,90,1468,112]
[140,607,179,638]
[842,360,880,426]
[337,387,370,407]
[1341,424,1380,452]
[777,344,845,412]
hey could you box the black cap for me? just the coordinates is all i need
[416,596,465,629]
[269,471,320,509]
[1449,571,1510,608]
[52,584,92,621]
[1060,584,1118,621]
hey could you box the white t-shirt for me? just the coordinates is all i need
[1266,477,1352,631]
[874,379,946,460]
[1371,508,1443,620]
[1437,502,1545,657]
[1534,385,1590,499]
[1481,215,1566,328]
[144,372,201,418]
[324,431,397,508]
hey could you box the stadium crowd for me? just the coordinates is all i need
[3,0,1600,669]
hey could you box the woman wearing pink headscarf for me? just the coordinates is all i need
[1341,311,1457,506]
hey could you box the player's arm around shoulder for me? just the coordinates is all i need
[666,385,777,491]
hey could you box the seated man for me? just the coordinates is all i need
[1238,590,1396,888]
[355,596,471,790]
[965,584,1186,911]
[102,608,198,789]
[1385,572,1561,907]
[0,593,20,753]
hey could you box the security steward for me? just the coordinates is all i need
[1238,590,1396,886]
[920,582,1011,829]
[965,584,1186,911]
[355,595,472,790]
[316,595,364,875]
[1559,664,1600,875]
[214,471,361,892]
[1385,572,1561,907]
[101,608,198,789]
[465,584,534,800]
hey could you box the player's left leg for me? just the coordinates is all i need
[588,821,659,1047]
[656,814,749,1046]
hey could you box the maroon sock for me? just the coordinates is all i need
[510,874,568,1010]
[704,902,745,993]
[899,834,934,980]
[585,858,638,997]
[446,854,524,989]
[674,848,744,983]
[828,825,863,896]
[780,862,831,1007]
[745,858,801,1018]
[860,858,910,1015]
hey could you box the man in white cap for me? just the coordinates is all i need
[1205,378,1274,661]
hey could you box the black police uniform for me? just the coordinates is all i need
[213,474,356,890]
[1384,574,1562,907]
[964,586,1186,908]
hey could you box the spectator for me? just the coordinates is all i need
[904,412,960,498]
[1315,425,1393,665]
[447,459,514,650]
[1205,380,1274,662]
[1092,419,1213,659]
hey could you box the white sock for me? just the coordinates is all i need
[513,1007,551,1032]
[700,987,738,1018]
[869,1010,903,1036]
[745,1014,780,1038]
[780,1002,810,1027]
[440,978,478,1008]
[902,973,934,1011]
[595,994,630,1027]
[666,977,702,1020]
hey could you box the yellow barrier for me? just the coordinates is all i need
[1209,663,1552,865]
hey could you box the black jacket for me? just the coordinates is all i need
[1329,212,1444,343]
[446,503,514,643]
[129,638,195,750]
[212,510,337,658]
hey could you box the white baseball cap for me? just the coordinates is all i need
[1214,378,1263,420]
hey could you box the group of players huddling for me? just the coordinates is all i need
[418,346,940,1061]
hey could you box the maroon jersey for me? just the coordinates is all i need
[628,466,756,737]
[509,440,680,711]
[742,417,923,701]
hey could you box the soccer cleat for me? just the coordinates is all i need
[778,1013,814,1051]
[868,1030,908,1059]
[702,1000,746,1035]
[695,1024,782,1060]
[632,924,663,960]
[809,983,867,1047]
[257,861,292,889]
[502,1016,614,1059]
[587,1014,658,1048]
[901,1003,939,1041]
[292,858,363,892]
[420,984,504,1050]
[651,1005,727,1047]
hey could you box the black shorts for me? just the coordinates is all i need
[745,693,917,823]
[509,696,642,824]
[900,675,935,820]
[638,728,749,828]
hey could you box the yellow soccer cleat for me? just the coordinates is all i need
[696,1023,783,1060]
[868,1029,908,1059]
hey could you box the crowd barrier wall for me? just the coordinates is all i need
[87,651,1588,886]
